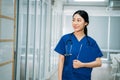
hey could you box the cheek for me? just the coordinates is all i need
[72,22,86,28]
[80,23,86,27]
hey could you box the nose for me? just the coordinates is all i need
[73,21,78,25]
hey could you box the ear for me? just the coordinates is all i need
[85,22,88,26]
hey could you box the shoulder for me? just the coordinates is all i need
[87,36,96,42]
[86,36,97,45]
[61,33,72,40]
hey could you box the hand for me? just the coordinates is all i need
[73,60,84,68]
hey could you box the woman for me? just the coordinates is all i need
[54,10,103,80]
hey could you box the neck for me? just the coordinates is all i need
[74,31,85,37]
[74,31,85,41]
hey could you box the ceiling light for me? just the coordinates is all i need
[74,0,105,2]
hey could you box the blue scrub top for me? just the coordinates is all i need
[54,33,103,80]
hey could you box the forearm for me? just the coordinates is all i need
[83,58,102,68]
[58,55,64,80]
[58,61,63,80]
[73,58,102,68]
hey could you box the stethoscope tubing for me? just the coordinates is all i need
[64,33,90,59]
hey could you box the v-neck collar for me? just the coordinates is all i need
[72,33,86,43]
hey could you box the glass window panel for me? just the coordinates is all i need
[1,0,14,17]
[50,11,55,72]
[39,3,47,80]
[17,0,28,80]
[110,16,120,50]
[27,0,36,79]
[34,0,41,80]
[101,52,108,58]
[0,19,14,39]
[63,15,73,34]
[88,16,108,49]
[49,11,60,73]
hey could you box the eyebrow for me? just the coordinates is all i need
[73,18,82,19]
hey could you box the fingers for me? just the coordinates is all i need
[73,60,84,68]
[73,59,78,62]
[73,60,80,68]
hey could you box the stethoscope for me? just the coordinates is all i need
[64,33,90,59]
[64,39,73,56]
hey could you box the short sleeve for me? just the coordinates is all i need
[54,37,65,55]
[93,41,103,58]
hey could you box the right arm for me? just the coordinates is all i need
[58,54,65,80]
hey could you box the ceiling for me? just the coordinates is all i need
[62,0,120,10]
[63,0,109,6]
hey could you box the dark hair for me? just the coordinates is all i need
[72,10,89,36]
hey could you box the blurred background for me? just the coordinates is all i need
[0,0,120,80]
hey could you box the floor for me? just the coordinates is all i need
[91,62,113,80]
[48,62,117,80]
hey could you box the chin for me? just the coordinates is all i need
[74,30,80,32]
[74,28,84,32]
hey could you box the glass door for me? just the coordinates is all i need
[16,0,36,80]
[0,0,16,80]
[16,0,48,80]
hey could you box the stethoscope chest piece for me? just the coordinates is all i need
[64,39,73,56]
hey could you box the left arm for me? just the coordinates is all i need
[73,58,102,68]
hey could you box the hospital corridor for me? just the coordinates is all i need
[0,0,120,80]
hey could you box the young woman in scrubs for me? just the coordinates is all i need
[54,10,103,80]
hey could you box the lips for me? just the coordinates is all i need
[73,26,79,29]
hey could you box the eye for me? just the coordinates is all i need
[77,19,81,22]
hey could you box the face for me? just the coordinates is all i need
[72,14,87,32]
